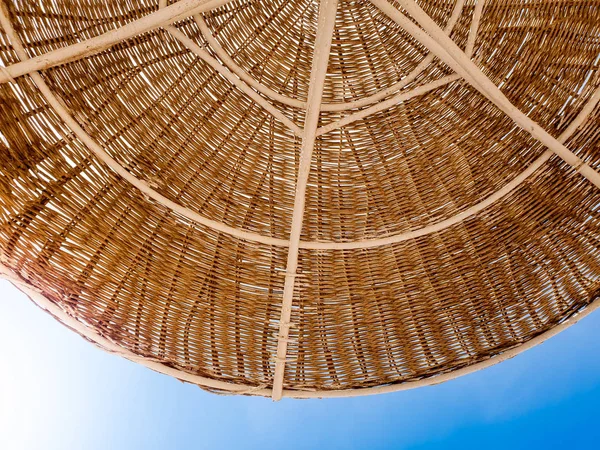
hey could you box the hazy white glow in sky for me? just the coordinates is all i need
[1,278,600,449]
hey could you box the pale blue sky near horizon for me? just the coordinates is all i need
[1,278,600,450]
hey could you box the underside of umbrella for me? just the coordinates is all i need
[1,0,599,400]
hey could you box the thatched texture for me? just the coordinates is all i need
[1,0,599,399]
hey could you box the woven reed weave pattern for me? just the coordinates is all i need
[1,0,599,398]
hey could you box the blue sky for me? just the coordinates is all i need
[1,278,599,450]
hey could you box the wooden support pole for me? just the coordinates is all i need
[271,0,339,401]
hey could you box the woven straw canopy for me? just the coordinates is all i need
[1,0,600,400]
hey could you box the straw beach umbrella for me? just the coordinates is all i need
[1,0,599,400]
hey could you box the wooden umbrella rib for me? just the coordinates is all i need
[319,0,465,111]
[194,14,306,110]
[270,0,339,402]
[0,0,235,84]
[157,0,301,135]
[316,74,461,136]
[164,25,303,136]
[466,0,486,57]
[370,0,600,190]
[194,0,465,112]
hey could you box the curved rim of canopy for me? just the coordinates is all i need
[2,262,598,399]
